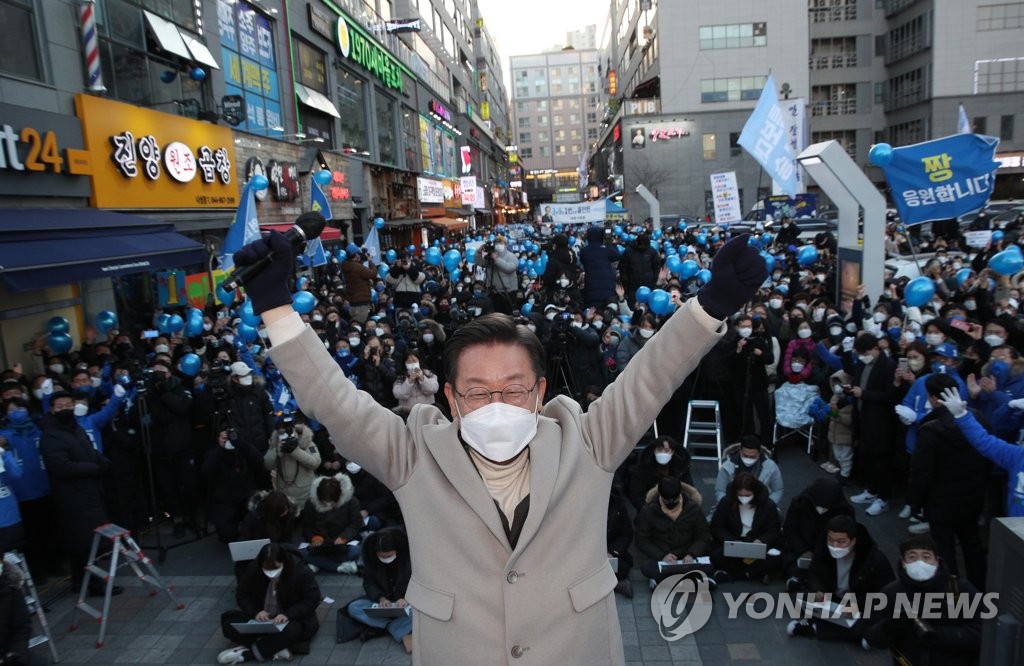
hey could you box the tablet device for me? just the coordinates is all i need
[365,606,410,619]
[723,541,767,560]
[230,621,287,634]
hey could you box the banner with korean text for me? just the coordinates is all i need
[546,201,606,225]
[738,74,799,197]
[710,172,742,225]
[878,134,1000,225]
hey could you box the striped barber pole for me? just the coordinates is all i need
[79,0,106,92]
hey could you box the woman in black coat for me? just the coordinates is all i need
[202,429,266,543]
[342,528,414,651]
[218,543,321,663]
[579,226,620,309]
[709,473,782,583]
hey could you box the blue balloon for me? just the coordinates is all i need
[614,225,623,235]
[521,302,533,315]
[375,282,385,293]
[240,300,261,327]
[314,169,332,186]
[869,143,894,167]
[652,229,663,240]
[95,310,118,334]
[374,217,385,230]
[528,269,538,279]
[665,246,678,256]
[378,264,390,279]
[336,250,347,262]
[904,276,936,307]
[711,235,720,243]
[1007,244,1023,258]
[696,233,707,246]
[993,230,1005,242]
[955,268,973,288]
[443,249,462,272]
[47,332,73,354]
[189,66,206,81]
[635,286,652,304]
[449,269,460,283]
[184,309,204,337]
[216,282,236,306]
[797,245,819,266]
[156,313,172,334]
[666,255,683,275]
[989,249,1024,276]
[46,316,70,335]
[761,252,776,273]
[679,260,700,280]
[425,247,443,266]
[251,174,269,191]
[179,353,202,378]
[465,247,477,264]
[237,322,258,344]
[697,269,712,285]
[166,314,185,333]
[776,284,789,295]
[649,289,673,316]
[385,249,397,263]
[297,276,309,289]
[408,245,416,254]
[677,220,688,231]
[291,291,316,314]
[518,259,527,272]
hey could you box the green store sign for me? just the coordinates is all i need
[335,15,404,94]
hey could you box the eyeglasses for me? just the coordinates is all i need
[454,380,539,410]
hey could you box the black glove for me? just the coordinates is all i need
[97,458,111,475]
[232,231,294,314]
[697,235,768,320]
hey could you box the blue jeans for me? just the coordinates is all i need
[347,598,412,641]
[302,543,360,571]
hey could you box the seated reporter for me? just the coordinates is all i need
[299,474,361,574]
[709,473,782,584]
[634,477,714,584]
[232,217,764,664]
[218,543,321,664]
[343,528,413,652]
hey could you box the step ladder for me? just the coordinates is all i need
[683,400,724,466]
[68,523,184,648]
[3,551,59,662]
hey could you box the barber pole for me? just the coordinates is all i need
[79,0,106,92]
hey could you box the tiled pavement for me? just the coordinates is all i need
[30,443,910,664]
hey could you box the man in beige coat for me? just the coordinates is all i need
[234,222,765,665]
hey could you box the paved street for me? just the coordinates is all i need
[30,440,903,664]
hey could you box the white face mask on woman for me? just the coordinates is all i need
[737,495,754,505]
[263,566,283,579]
[654,451,673,465]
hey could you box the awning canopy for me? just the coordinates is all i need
[0,209,207,292]
[295,84,341,118]
[430,217,469,230]
[260,224,342,242]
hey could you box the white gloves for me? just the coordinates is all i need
[842,337,855,352]
[938,387,967,418]
[894,405,917,425]
[1009,398,1024,411]
[113,384,126,398]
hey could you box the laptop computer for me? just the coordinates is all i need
[230,621,288,634]
[365,606,410,619]
[656,561,709,576]
[723,541,767,560]
[228,539,271,562]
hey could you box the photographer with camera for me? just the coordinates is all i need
[483,235,518,315]
[202,427,265,543]
[392,352,439,418]
[354,338,397,409]
[264,413,321,512]
[862,535,981,664]
[386,252,425,309]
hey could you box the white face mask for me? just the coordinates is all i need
[908,357,925,372]
[925,333,943,346]
[654,451,673,465]
[571,321,582,329]
[422,333,435,344]
[154,344,169,354]
[494,244,506,253]
[737,495,753,505]
[963,300,976,311]
[345,462,361,474]
[378,554,398,564]
[798,328,812,339]
[904,560,937,582]
[740,455,758,466]
[349,337,362,347]
[984,334,1005,347]
[239,375,254,386]
[815,506,829,515]
[90,376,102,388]
[638,328,654,339]
[903,331,918,343]
[557,278,570,288]
[545,312,557,321]
[737,327,752,339]
[49,364,65,375]
[222,334,234,344]
[203,323,213,332]
[769,298,783,310]
[791,362,805,373]
[406,363,420,372]
[73,403,89,417]
[527,324,537,333]
[828,545,851,559]
[263,567,283,579]
[873,312,887,323]
[921,314,935,324]
[457,397,539,462]
[374,327,385,337]
[812,308,825,322]
[829,326,843,336]
[858,354,874,365]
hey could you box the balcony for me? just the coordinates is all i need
[810,6,857,23]
[810,53,858,69]
[810,98,858,116]
[885,0,922,17]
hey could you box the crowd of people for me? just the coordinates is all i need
[0,211,1022,663]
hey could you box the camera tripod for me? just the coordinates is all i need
[546,341,580,401]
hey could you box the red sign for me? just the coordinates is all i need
[612,123,621,143]
[649,127,691,142]
[329,170,350,201]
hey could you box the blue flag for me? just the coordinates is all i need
[879,133,1000,225]
[221,179,260,271]
[363,225,381,265]
[307,179,330,267]
[738,74,799,197]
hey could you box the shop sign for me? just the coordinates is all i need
[996,152,1024,169]
[336,13,404,93]
[0,102,92,197]
[430,100,452,123]
[625,98,660,116]
[385,18,421,33]
[76,94,238,209]
[646,126,691,143]
[417,176,444,203]
[308,2,334,41]
[244,156,299,202]
[460,176,477,205]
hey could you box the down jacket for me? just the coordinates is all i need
[300,473,362,544]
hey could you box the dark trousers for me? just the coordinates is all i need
[18,497,60,577]
[811,618,864,643]
[930,517,986,588]
[738,386,771,443]
[221,610,308,659]
[153,454,196,521]
[613,552,633,582]
[860,449,893,500]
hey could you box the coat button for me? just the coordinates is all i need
[506,571,519,584]
[511,645,524,658]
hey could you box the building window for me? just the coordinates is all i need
[516,101,529,112]
[555,145,567,156]
[811,130,857,160]
[539,115,548,126]
[537,131,548,142]
[587,128,598,139]
[810,36,858,69]
[0,0,41,79]
[520,147,533,158]
[700,75,767,103]
[1001,114,1015,139]
[337,72,369,153]
[553,115,564,126]
[376,90,396,165]
[874,82,884,104]
[586,112,597,123]
[219,1,283,136]
[976,57,1024,93]
[729,132,742,157]
[402,106,418,172]
[978,2,1024,30]
[885,66,930,111]
[519,132,531,143]
[539,145,550,157]
[809,0,857,23]
[703,133,717,160]
[518,117,530,128]
[295,38,328,94]
[974,117,987,134]
[698,23,767,50]
[812,84,858,115]
[537,100,548,111]
[886,13,931,64]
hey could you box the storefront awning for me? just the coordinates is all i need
[295,84,341,118]
[260,224,342,242]
[430,217,469,230]
[0,209,207,292]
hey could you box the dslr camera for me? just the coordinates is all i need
[278,414,298,454]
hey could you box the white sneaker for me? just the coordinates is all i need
[850,490,877,504]
[272,648,292,661]
[649,578,658,591]
[820,462,839,474]
[865,499,889,516]
[337,561,358,574]
[861,638,872,651]
[218,646,248,664]
[308,564,319,573]
[909,514,925,524]
[908,522,931,534]
[898,504,912,519]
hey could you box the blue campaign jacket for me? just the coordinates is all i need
[0,420,50,501]
[76,393,125,454]
[0,451,23,528]
[954,412,1024,517]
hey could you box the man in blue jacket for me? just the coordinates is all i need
[579,226,620,310]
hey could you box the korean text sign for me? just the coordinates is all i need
[75,94,238,209]
[738,74,798,197]
[880,134,1000,225]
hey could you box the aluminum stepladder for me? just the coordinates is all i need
[683,400,724,467]
[3,551,59,662]
[68,523,184,648]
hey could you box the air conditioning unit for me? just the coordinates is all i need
[982,518,1024,664]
